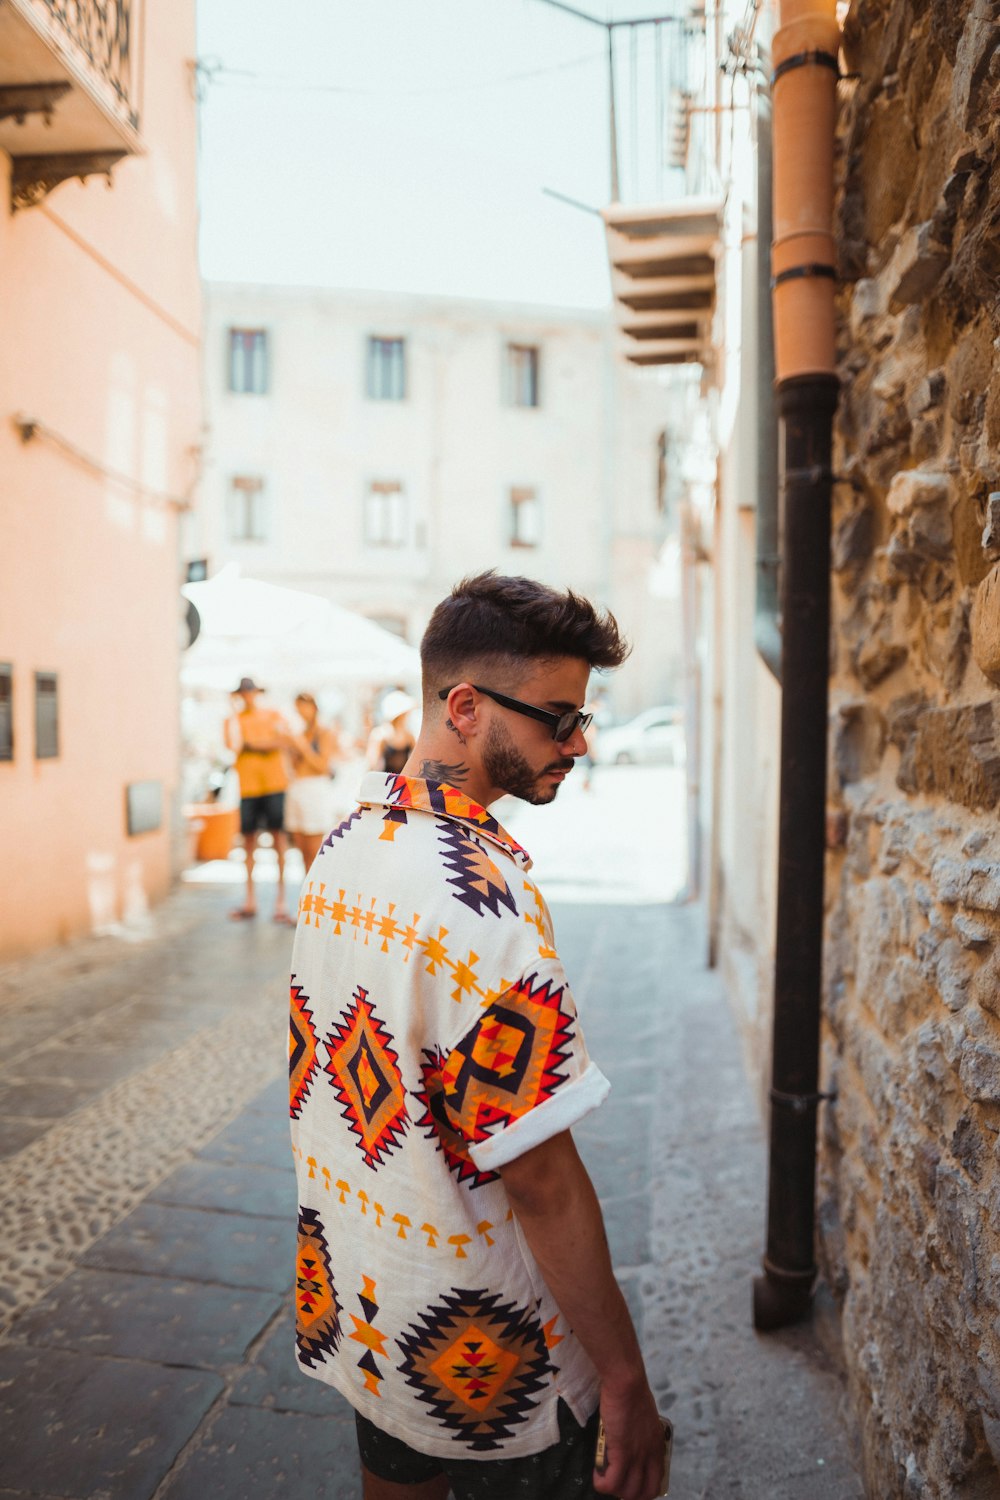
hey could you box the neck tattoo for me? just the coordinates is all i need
[418,758,469,785]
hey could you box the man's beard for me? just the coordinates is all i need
[482,719,574,805]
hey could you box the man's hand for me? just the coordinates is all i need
[594,1376,667,1500]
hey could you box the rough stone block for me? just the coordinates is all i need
[953,491,995,588]
[913,704,1000,811]
[907,369,947,418]
[885,529,926,583]
[833,505,877,575]
[952,0,1000,128]
[855,631,908,689]
[980,494,1000,558]
[964,830,991,857]
[887,468,953,517]
[935,1165,982,1304]
[936,938,977,1012]
[887,693,927,792]
[888,223,951,310]
[953,912,995,948]
[972,951,1000,1019]
[959,1039,1000,1105]
[908,500,953,561]
[950,1112,989,1182]
[834,702,887,785]
[964,862,1000,914]
[933,856,970,905]
[970,562,1000,684]
[850,276,890,336]
[924,597,971,694]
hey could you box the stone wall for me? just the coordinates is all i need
[821,1,1000,1495]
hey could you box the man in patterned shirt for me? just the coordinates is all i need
[290,573,665,1500]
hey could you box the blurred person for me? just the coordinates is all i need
[289,574,666,1500]
[285,692,342,872]
[365,688,416,773]
[224,677,293,924]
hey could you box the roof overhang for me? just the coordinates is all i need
[603,197,723,368]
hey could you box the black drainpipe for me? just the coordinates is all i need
[752,371,839,1330]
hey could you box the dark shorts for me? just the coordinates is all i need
[355,1399,600,1500]
[240,791,285,836]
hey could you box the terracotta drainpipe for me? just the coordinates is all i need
[752,0,841,1332]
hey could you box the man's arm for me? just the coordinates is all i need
[499,1130,666,1500]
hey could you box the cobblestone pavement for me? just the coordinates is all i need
[0,801,862,1498]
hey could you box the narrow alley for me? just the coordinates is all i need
[0,769,860,1498]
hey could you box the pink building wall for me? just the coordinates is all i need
[0,1,201,954]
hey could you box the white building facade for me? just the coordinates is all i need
[194,285,682,719]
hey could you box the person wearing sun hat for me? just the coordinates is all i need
[365,687,417,774]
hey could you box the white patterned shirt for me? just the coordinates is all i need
[288,773,610,1459]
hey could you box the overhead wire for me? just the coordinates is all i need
[196,48,607,101]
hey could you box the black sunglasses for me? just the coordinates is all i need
[437,684,592,743]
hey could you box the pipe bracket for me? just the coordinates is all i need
[769,1086,838,1115]
[772,49,840,85]
[771,263,836,288]
[784,464,835,486]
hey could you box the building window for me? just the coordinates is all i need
[505,343,540,408]
[365,480,407,547]
[228,328,269,394]
[0,664,12,761]
[367,336,406,401]
[35,672,59,759]
[229,475,267,542]
[510,486,541,548]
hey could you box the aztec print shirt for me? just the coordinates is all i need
[289,773,610,1460]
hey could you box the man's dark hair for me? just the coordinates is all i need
[420,572,629,698]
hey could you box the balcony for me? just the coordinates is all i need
[0,0,142,210]
[603,198,722,368]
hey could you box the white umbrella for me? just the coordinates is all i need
[181,566,420,693]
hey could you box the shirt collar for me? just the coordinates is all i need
[357,772,533,871]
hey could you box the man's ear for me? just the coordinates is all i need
[444,683,479,739]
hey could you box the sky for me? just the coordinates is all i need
[196,0,682,308]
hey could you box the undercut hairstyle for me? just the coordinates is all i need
[420,572,630,702]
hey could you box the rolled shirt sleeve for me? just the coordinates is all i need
[434,963,610,1173]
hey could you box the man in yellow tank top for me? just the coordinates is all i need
[224,677,293,923]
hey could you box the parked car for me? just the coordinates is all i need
[594,705,685,766]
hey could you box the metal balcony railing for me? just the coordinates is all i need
[36,0,138,126]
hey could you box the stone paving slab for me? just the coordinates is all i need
[156,1404,360,1500]
[198,1112,296,1172]
[243,1075,290,1117]
[0,1490,72,1499]
[147,1158,296,1220]
[80,1202,294,1292]
[8,1267,282,1369]
[229,1308,355,1417]
[0,1115,50,1157]
[0,1343,222,1498]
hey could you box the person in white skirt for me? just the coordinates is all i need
[285,693,343,871]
